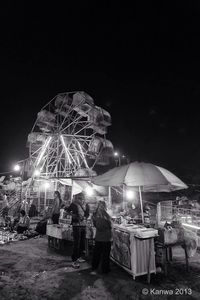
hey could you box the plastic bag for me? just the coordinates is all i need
[47,218,53,225]
[164,228,178,244]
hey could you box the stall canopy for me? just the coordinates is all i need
[92,161,188,222]
[58,178,83,195]
[57,178,107,197]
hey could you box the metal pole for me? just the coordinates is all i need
[70,179,74,203]
[44,186,47,210]
[108,186,112,209]
[38,184,40,215]
[122,184,125,210]
[139,186,144,223]
[157,202,161,226]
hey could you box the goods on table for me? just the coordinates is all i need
[0,228,39,245]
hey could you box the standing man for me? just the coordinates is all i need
[66,193,90,268]
[51,191,62,224]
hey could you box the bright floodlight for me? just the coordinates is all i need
[125,190,135,200]
[33,169,40,177]
[13,164,20,172]
[114,152,119,156]
[85,186,94,197]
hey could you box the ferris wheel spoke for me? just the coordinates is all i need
[31,147,42,161]
[59,112,83,134]
[34,137,52,168]
[76,140,89,169]
[69,142,82,168]
[60,135,73,164]
[72,122,92,136]
[57,110,71,131]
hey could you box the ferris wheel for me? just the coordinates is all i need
[26,91,114,178]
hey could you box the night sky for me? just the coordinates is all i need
[1,2,200,183]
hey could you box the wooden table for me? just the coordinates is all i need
[46,224,93,256]
[155,241,189,276]
[46,224,73,250]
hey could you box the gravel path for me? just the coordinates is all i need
[0,237,200,299]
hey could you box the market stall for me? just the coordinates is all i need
[92,161,188,281]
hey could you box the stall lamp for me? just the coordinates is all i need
[13,164,21,172]
[85,186,94,197]
[125,190,135,200]
[43,182,50,189]
[114,152,119,157]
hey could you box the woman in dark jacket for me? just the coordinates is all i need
[91,200,112,275]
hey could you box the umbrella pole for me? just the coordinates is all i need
[108,186,112,209]
[139,186,144,223]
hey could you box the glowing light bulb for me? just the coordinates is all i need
[125,190,135,200]
[43,182,50,189]
[13,164,20,172]
[85,186,94,197]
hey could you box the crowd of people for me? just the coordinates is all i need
[47,191,113,273]
[1,189,152,276]
[1,190,113,275]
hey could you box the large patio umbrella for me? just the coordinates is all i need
[92,162,188,222]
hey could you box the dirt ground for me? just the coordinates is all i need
[0,237,200,300]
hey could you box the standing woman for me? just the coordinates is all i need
[51,191,62,224]
[91,200,112,275]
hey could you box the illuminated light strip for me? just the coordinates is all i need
[71,143,81,167]
[76,151,81,167]
[66,147,77,165]
[182,223,200,230]
[60,135,72,164]
[77,140,89,168]
[61,136,77,165]
[36,136,52,166]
